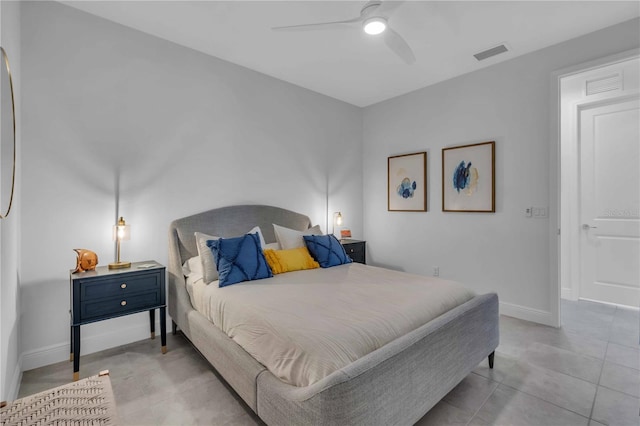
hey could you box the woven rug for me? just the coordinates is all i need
[1,371,117,426]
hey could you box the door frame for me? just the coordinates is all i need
[550,48,640,327]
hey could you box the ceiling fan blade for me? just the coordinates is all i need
[272,16,361,31]
[375,0,405,16]
[383,27,415,64]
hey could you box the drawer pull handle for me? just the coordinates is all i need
[121,283,127,289]
[350,249,354,253]
[121,300,127,306]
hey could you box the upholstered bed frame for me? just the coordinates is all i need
[168,205,499,425]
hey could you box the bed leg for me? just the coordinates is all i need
[171,320,177,335]
[488,351,495,369]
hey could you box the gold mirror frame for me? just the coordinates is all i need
[0,46,16,219]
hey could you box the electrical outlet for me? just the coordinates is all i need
[433,266,439,277]
[525,207,532,217]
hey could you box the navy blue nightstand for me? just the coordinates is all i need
[69,261,166,380]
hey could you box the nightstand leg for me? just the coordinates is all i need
[72,325,80,381]
[69,325,73,362]
[149,309,155,339]
[160,306,167,354]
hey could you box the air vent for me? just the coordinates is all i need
[473,44,509,61]
[586,73,622,96]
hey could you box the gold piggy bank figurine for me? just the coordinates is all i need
[73,249,98,273]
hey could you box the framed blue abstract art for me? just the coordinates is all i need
[388,152,427,212]
[442,141,495,212]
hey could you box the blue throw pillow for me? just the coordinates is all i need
[303,234,353,268]
[207,233,273,287]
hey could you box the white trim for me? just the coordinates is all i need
[21,342,69,372]
[550,48,640,328]
[579,297,640,311]
[22,320,164,371]
[549,64,561,328]
[6,353,23,401]
[499,301,555,327]
[554,49,640,80]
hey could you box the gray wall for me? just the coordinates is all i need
[0,0,21,401]
[362,18,640,325]
[19,1,362,369]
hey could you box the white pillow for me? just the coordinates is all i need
[182,256,203,277]
[195,226,266,284]
[273,224,323,250]
[194,232,220,284]
[263,242,281,250]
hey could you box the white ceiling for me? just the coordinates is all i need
[61,1,639,107]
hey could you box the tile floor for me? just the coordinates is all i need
[18,300,640,425]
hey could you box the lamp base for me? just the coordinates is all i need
[108,261,131,270]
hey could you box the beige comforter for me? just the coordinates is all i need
[189,263,475,387]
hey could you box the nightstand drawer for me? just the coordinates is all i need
[345,244,363,257]
[80,290,161,321]
[347,250,365,264]
[79,273,161,301]
[341,240,366,265]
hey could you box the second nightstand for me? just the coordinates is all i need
[341,239,366,264]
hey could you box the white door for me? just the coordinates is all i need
[579,96,640,307]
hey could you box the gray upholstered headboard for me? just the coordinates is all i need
[168,204,312,273]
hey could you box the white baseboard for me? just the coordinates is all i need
[579,297,640,311]
[499,301,555,327]
[22,320,164,372]
[6,354,23,401]
[21,342,70,372]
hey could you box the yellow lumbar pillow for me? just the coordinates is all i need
[264,247,319,274]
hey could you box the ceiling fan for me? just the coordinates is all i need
[272,1,416,65]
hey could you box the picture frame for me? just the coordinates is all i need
[442,141,495,212]
[388,152,427,212]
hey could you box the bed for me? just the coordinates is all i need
[168,205,499,425]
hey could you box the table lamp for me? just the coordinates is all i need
[332,211,343,236]
[109,216,131,269]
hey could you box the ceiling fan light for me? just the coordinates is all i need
[363,17,386,35]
